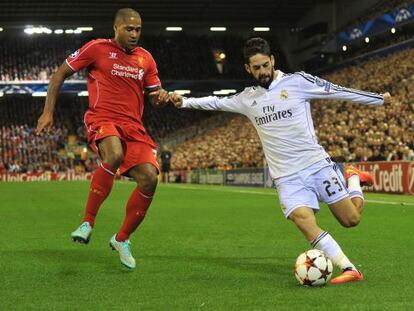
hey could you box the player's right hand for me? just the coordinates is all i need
[36,111,54,134]
[169,93,183,108]
[383,92,392,105]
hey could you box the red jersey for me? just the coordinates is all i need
[66,39,161,130]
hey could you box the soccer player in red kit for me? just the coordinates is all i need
[36,8,170,269]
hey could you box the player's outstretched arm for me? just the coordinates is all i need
[298,72,388,106]
[169,92,243,113]
[36,62,75,134]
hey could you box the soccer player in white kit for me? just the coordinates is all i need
[170,37,391,284]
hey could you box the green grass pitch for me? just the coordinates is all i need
[1,181,414,310]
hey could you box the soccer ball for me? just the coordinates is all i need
[294,249,333,286]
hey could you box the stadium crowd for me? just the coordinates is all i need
[0,124,68,174]
[0,95,217,173]
[0,36,88,81]
[317,47,414,163]
[0,34,284,81]
[2,36,414,173]
[171,115,263,170]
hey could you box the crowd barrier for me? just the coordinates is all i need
[2,161,413,195]
[0,171,92,182]
[354,161,413,194]
[169,161,414,195]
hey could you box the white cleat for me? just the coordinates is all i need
[71,221,93,244]
[109,234,136,269]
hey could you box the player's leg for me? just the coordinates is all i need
[109,163,157,269]
[327,197,360,227]
[289,207,362,283]
[71,135,123,243]
[284,160,362,283]
[82,136,123,225]
[161,165,167,183]
[117,163,157,241]
[344,164,373,214]
[275,168,353,274]
[165,164,170,183]
[98,136,124,169]
[289,206,355,270]
[288,207,323,241]
[312,163,365,283]
[327,163,374,227]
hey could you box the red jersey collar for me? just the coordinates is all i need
[110,38,138,53]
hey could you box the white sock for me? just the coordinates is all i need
[347,175,364,200]
[311,231,356,271]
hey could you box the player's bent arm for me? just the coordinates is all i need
[297,72,386,106]
[42,62,75,114]
[36,62,75,133]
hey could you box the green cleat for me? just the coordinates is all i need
[109,234,136,269]
[71,221,92,244]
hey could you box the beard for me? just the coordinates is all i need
[256,71,274,89]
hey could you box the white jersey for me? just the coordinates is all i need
[181,70,384,179]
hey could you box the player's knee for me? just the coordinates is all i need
[340,214,360,228]
[104,151,123,169]
[290,209,311,222]
[138,170,158,192]
[348,216,360,227]
[289,209,315,229]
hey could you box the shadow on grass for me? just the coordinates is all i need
[1,248,135,273]
[1,249,295,283]
[143,254,292,276]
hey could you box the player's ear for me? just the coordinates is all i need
[244,63,251,74]
[271,55,275,67]
[113,24,117,33]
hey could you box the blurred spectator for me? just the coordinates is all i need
[160,144,172,183]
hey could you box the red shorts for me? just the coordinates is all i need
[85,121,159,176]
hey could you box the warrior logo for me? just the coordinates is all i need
[109,52,118,59]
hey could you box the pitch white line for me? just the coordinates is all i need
[364,199,413,206]
[160,184,414,207]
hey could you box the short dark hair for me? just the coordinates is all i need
[114,8,140,25]
[243,37,271,64]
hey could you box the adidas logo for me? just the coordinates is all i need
[251,100,258,106]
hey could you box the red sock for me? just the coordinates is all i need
[82,163,116,227]
[116,187,154,241]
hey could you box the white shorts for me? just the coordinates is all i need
[274,158,349,218]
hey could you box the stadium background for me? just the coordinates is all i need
[1,1,414,310]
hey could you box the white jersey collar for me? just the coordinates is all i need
[268,70,284,90]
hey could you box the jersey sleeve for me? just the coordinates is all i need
[181,92,244,113]
[144,54,161,90]
[297,72,384,106]
[65,40,98,72]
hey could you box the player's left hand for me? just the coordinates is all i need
[36,111,54,135]
[383,92,392,105]
[148,88,170,106]
[169,92,183,108]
